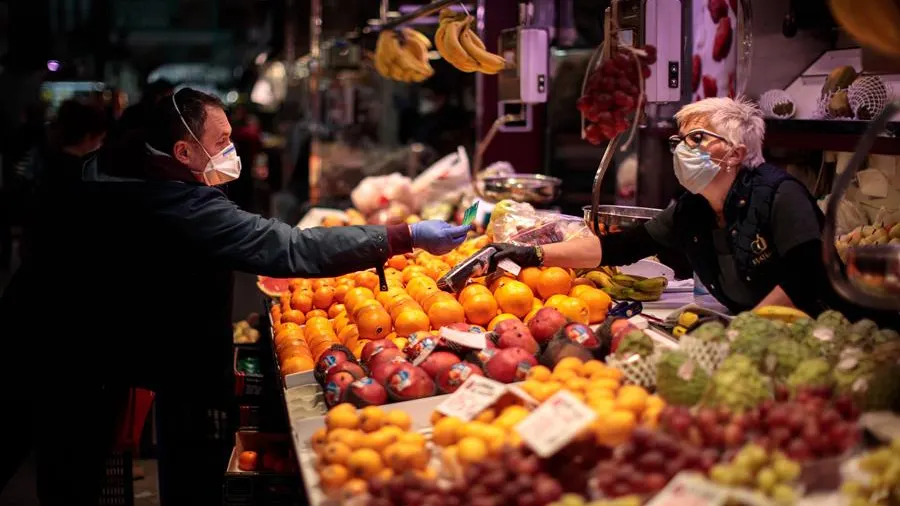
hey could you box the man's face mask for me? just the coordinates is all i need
[172,94,241,186]
[670,129,733,194]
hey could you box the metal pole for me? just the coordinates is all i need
[308,0,322,205]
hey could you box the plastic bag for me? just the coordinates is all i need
[410,146,471,211]
[818,195,869,236]
[487,200,593,245]
[350,173,415,215]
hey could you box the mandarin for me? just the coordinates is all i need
[493,280,534,318]
[458,283,492,306]
[393,310,430,336]
[537,267,572,299]
[518,267,543,292]
[355,271,380,292]
[555,296,590,325]
[577,288,612,324]
[462,292,499,326]
[357,307,393,340]
[428,299,465,328]
[290,291,313,313]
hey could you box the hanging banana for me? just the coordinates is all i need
[435,8,507,74]
[372,28,435,84]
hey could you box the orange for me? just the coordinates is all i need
[306,309,329,320]
[288,279,307,291]
[458,283,492,305]
[376,287,405,307]
[290,291,313,313]
[532,298,543,310]
[537,267,572,299]
[463,292,499,326]
[355,271,380,292]
[414,285,440,306]
[421,291,455,313]
[281,355,314,375]
[328,303,346,319]
[428,299,466,329]
[393,310,430,336]
[352,299,383,320]
[333,312,350,331]
[489,274,516,292]
[487,313,520,331]
[577,288,612,324]
[275,323,303,342]
[338,323,360,344]
[518,267,543,292]
[312,278,335,290]
[388,298,421,320]
[344,287,375,312]
[279,293,291,313]
[346,449,383,479]
[277,339,308,357]
[387,255,407,270]
[569,284,594,298]
[333,283,352,304]
[593,409,636,447]
[313,286,335,309]
[555,296,590,325]
[306,314,331,329]
[616,385,649,415]
[544,294,568,309]
[357,307,393,340]
[405,276,436,300]
[401,265,429,284]
[493,280,534,318]
[319,464,350,490]
[280,309,306,326]
[353,339,369,358]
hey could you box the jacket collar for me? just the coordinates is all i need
[90,133,202,185]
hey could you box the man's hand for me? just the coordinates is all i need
[410,221,472,255]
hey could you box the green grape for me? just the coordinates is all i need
[890,438,900,454]
[861,449,893,473]
[732,465,754,487]
[710,465,735,486]
[772,459,801,482]
[560,494,586,506]
[869,475,884,490]
[848,498,871,506]
[733,453,756,472]
[756,467,778,493]
[741,444,768,469]
[882,462,900,486]
[771,484,798,506]
[840,480,865,496]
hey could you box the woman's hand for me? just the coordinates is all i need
[490,243,543,268]
[410,221,472,255]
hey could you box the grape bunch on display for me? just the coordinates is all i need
[576,45,657,145]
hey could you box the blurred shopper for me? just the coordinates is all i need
[0,88,470,506]
[42,98,108,186]
[113,78,175,137]
[406,78,472,157]
[229,104,265,212]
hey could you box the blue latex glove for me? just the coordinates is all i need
[410,221,472,255]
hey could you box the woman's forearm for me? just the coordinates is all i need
[541,237,603,268]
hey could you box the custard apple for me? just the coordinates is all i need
[727,313,786,365]
[764,338,814,380]
[690,321,727,343]
[786,358,833,392]
[788,318,815,343]
[846,318,880,350]
[656,350,710,406]
[833,349,877,396]
[616,330,655,359]
[702,354,772,413]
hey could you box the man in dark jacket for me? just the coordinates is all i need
[0,88,470,505]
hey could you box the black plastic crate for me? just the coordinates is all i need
[98,451,134,506]
[223,432,302,506]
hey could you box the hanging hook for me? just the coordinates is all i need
[458,0,471,18]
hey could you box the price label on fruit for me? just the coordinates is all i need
[438,327,488,350]
[435,375,508,421]
[645,473,728,506]
[514,390,597,458]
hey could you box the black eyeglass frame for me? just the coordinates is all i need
[668,128,730,153]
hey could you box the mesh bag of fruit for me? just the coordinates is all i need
[606,352,659,388]
[680,335,731,375]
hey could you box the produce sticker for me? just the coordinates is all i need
[515,390,597,458]
[646,473,728,506]
[435,375,508,421]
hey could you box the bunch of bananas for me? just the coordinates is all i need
[372,27,435,83]
[435,8,506,74]
[753,305,811,323]
[583,267,668,302]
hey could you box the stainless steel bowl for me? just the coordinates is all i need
[479,174,562,205]
[583,205,662,235]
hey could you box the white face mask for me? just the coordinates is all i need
[172,94,241,186]
[673,142,726,194]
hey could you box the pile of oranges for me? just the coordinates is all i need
[518,357,665,447]
[310,403,432,498]
[268,237,614,378]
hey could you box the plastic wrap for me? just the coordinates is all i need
[487,200,593,245]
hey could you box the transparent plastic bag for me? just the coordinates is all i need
[488,199,593,245]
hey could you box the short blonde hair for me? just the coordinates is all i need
[674,96,766,167]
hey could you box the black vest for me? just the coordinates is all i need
[672,163,822,313]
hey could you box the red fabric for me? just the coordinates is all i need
[114,388,156,452]
[386,224,412,256]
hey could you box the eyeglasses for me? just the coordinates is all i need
[668,128,730,153]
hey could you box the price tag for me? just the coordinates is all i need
[439,327,488,350]
[645,473,728,506]
[435,375,508,421]
[497,258,521,276]
[506,384,540,409]
[514,391,597,458]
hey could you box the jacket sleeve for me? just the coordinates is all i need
[160,186,407,277]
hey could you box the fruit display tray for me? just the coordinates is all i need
[289,395,449,506]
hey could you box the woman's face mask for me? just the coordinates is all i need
[172,94,241,186]
[670,129,733,194]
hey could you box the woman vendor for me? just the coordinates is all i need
[494,96,897,323]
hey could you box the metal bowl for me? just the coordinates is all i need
[479,174,562,205]
[583,205,662,235]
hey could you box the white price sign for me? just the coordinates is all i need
[645,473,728,506]
[514,390,597,458]
[439,327,488,350]
[434,375,508,421]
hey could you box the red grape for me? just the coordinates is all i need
[723,423,745,447]
[619,96,636,112]
[576,96,594,114]
[599,124,615,140]
[609,483,633,498]
[786,438,812,461]
[819,408,841,429]
[615,120,629,134]
[616,77,633,91]
[599,77,616,92]
[641,65,652,79]
[643,45,658,64]
[644,473,668,493]
[771,427,792,447]
[596,111,613,124]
